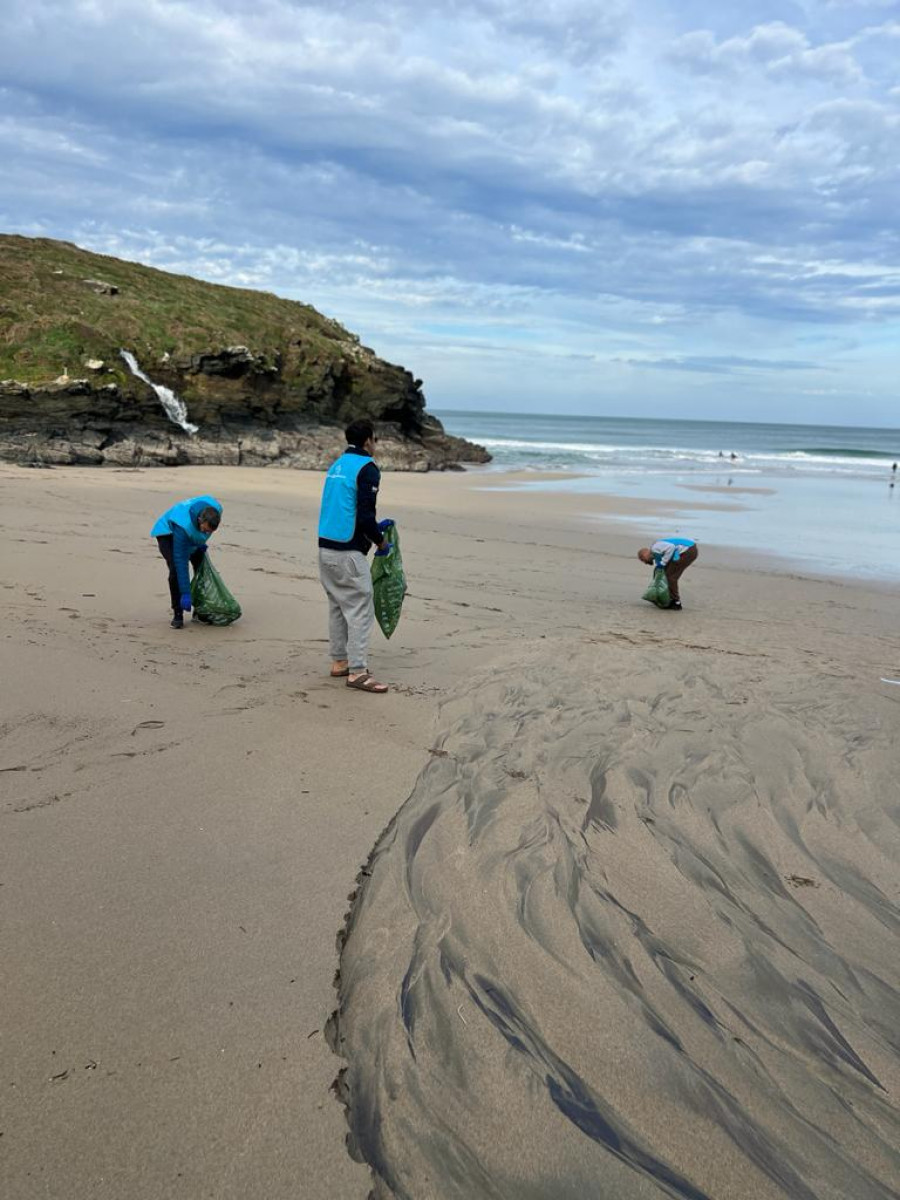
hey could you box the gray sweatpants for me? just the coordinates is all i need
[318,548,375,672]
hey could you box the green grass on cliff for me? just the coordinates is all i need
[0,235,366,387]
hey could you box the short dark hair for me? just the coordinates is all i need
[345,419,374,447]
[198,506,221,530]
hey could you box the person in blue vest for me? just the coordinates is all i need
[151,495,223,628]
[318,419,393,693]
[638,536,698,610]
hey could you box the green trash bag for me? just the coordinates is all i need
[190,555,242,626]
[371,523,407,639]
[642,566,671,609]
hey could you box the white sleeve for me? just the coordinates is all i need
[651,540,676,567]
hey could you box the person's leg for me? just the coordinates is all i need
[318,550,349,668]
[187,547,211,622]
[156,535,182,621]
[665,544,698,605]
[328,551,387,692]
[341,552,376,676]
[320,550,386,691]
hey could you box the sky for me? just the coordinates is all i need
[2,0,899,425]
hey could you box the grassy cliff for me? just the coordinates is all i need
[0,235,491,469]
[0,234,424,426]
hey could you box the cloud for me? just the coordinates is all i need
[0,0,898,419]
[472,0,629,63]
[615,355,823,374]
[669,21,862,83]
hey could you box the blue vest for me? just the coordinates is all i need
[318,453,372,542]
[150,495,221,544]
[652,536,695,567]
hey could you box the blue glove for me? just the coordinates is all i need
[375,517,394,556]
[180,593,192,612]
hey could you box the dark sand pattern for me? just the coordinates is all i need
[334,642,900,1200]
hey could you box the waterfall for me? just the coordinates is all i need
[120,350,198,435]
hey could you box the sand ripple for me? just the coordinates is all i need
[332,642,900,1199]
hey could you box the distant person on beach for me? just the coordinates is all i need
[638,537,699,611]
[318,419,393,694]
[151,495,222,629]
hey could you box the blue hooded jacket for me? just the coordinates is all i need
[151,495,222,595]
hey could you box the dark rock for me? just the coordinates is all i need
[0,374,490,471]
[82,279,119,296]
[0,380,29,397]
[183,346,259,378]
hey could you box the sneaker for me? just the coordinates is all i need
[170,614,184,629]
[668,600,683,611]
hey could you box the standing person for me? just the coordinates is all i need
[637,536,698,611]
[318,419,393,694]
[151,495,222,628]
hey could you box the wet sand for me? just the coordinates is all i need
[1,463,898,1199]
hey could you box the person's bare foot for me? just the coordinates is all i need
[330,660,350,677]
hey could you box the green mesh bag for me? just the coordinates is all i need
[642,566,671,609]
[371,523,407,639]
[190,555,242,626]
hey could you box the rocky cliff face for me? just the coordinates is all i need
[0,354,488,471]
[0,385,487,471]
[0,236,490,471]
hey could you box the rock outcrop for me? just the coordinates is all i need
[0,236,490,471]
[0,377,484,470]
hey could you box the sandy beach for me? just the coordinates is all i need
[2,463,898,1200]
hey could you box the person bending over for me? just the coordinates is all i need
[637,536,698,611]
[151,495,222,628]
[317,419,393,694]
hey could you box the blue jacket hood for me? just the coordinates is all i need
[151,495,222,540]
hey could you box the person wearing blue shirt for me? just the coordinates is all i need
[318,419,392,693]
[150,495,223,628]
[638,536,698,610]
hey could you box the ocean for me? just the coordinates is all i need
[434,411,900,582]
